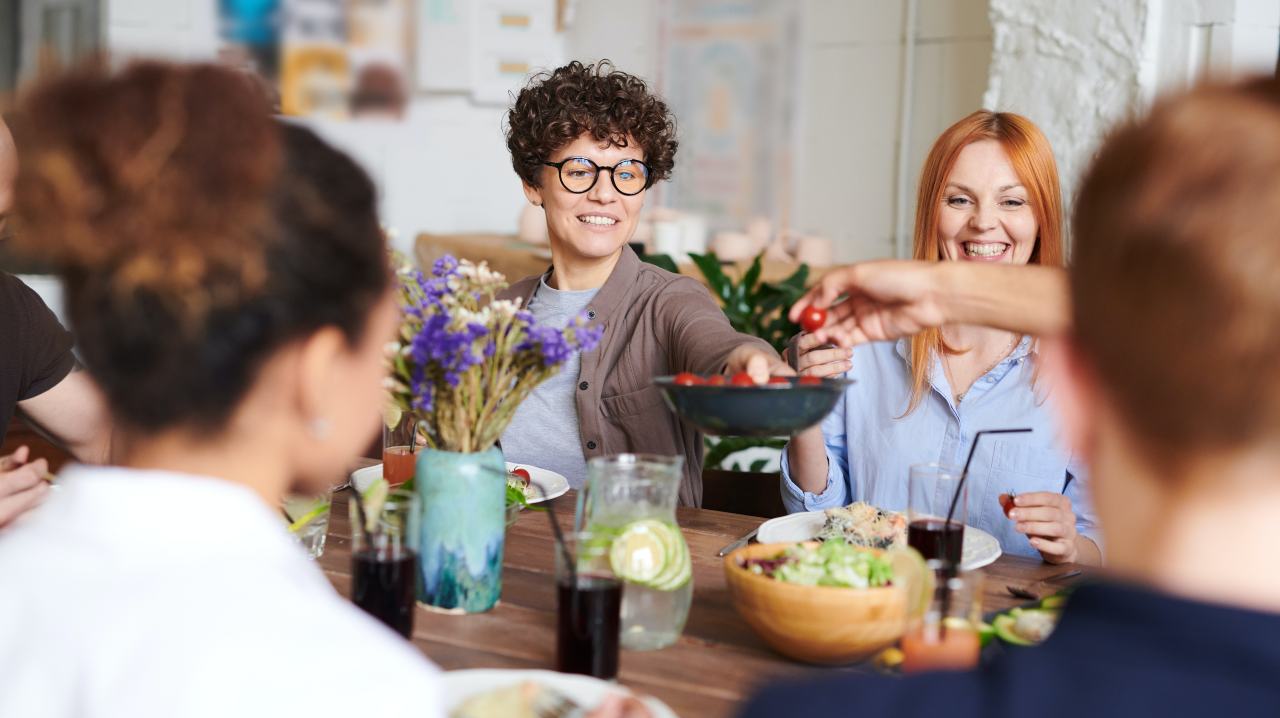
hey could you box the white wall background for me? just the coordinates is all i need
[103,0,554,257]
[796,0,993,262]
[97,0,997,263]
[88,0,1280,265]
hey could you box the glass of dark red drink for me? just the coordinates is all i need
[349,489,420,638]
[907,463,967,565]
[555,531,622,680]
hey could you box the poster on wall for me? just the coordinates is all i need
[657,0,800,231]
[218,0,283,84]
[469,0,561,105]
[224,0,410,119]
[416,0,471,91]
[415,0,563,104]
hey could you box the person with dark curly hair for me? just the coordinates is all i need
[0,62,443,717]
[498,60,789,505]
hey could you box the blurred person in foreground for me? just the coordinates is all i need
[0,115,109,528]
[0,62,442,716]
[743,77,1280,715]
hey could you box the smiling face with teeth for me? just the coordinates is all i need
[523,132,647,284]
[936,139,1039,266]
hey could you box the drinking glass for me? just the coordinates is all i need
[907,463,966,565]
[901,560,984,673]
[282,492,332,559]
[578,454,691,651]
[382,413,423,486]
[350,489,421,638]
[555,531,622,679]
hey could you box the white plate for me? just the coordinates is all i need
[349,462,570,504]
[755,510,1002,571]
[441,669,677,718]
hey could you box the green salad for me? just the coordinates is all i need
[743,541,894,589]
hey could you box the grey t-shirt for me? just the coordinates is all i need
[500,275,598,489]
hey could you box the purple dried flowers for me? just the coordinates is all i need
[386,254,604,453]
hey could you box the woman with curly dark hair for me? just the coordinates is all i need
[499,60,788,505]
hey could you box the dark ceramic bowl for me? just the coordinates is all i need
[654,376,853,437]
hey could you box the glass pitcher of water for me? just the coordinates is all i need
[576,454,692,651]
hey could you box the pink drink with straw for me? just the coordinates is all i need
[381,445,416,486]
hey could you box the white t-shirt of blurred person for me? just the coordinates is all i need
[0,465,441,718]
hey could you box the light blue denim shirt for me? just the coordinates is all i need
[780,337,1100,559]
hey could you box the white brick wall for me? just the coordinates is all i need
[985,0,1280,222]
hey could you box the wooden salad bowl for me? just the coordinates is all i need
[723,542,908,664]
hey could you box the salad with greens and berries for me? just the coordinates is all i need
[741,541,896,589]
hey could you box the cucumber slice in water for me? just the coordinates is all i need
[649,533,691,591]
[609,520,675,584]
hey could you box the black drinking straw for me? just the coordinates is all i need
[938,427,1032,636]
[536,485,577,589]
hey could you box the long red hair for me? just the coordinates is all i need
[905,111,1064,414]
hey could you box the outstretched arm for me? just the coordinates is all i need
[790,261,1071,345]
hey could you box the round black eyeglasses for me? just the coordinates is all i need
[542,157,652,196]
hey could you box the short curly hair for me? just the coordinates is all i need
[505,60,677,189]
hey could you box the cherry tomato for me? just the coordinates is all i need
[998,493,1016,517]
[511,467,531,487]
[768,376,791,385]
[673,372,704,386]
[799,305,828,333]
[706,375,727,386]
[797,375,823,386]
[730,372,756,387]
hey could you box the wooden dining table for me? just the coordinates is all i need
[319,469,1089,718]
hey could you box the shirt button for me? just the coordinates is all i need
[586,441,597,450]
[579,381,589,390]
[587,310,597,319]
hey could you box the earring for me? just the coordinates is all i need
[309,418,331,440]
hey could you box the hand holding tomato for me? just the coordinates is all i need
[787,261,949,348]
[1006,491,1082,564]
[724,344,793,385]
[799,305,828,333]
[789,331,854,379]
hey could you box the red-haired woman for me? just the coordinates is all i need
[784,111,1100,565]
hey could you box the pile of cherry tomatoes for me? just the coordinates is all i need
[672,373,823,387]
[669,306,831,388]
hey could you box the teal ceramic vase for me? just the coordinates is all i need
[415,446,505,612]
